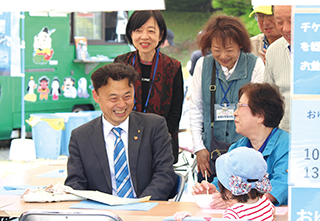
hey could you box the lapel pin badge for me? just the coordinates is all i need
[137,130,141,133]
[134,136,138,140]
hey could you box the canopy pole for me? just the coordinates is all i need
[21,11,25,139]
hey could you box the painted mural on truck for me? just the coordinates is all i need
[33,27,55,65]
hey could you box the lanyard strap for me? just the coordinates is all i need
[216,66,234,106]
[132,49,159,113]
[247,128,278,153]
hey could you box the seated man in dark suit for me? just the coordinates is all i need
[65,63,177,200]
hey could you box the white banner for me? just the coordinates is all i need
[0,12,21,76]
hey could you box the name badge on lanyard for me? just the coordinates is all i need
[215,103,235,121]
[215,66,235,121]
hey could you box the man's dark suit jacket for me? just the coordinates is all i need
[65,111,177,200]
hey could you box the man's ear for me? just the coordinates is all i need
[92,89,99,103]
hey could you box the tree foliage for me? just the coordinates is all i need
[165,0,214,12]
[165,0,252,15]
[212,0,252,16]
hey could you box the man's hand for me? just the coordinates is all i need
[260,49,267,64]
[196,149,211,177]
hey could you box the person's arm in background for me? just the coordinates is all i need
[251,57,265,83]
[189,50,203,76]
[259,48,267,64]
[264,48,276,84]
[166,65,183,137]
[189,57,211,178]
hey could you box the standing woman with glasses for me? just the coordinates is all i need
[190,14,265,183]
[114,10,183,164]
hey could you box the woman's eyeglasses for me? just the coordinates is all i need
[254,13,274,22]
[236,103,249,109]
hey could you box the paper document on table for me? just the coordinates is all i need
[21,183,85,202]
[67,189,151,205]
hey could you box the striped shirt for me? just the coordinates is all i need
[223,195,275,220]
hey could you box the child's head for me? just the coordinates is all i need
[216,147,272,203]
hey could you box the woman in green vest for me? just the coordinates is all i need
[190,14,265,182]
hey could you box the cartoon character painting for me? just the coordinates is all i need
[50,77,61,100]
[37,76,50,100]
[33,27,55,65]
[77,77,89,98]
[24,76,37,102]
[62,77,77,98]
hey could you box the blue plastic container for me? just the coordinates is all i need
[83,110,103,120]
[57,112,92,156]
[28,113,64,159]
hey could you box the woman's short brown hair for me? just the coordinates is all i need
[238,83,284,128]
[198,14,251,56]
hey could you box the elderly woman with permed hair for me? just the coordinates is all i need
[193,82,289,208]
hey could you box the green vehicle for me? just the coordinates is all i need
[0,11,132,140]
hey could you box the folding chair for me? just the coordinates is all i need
[175,129,198,186]
[19,209,123,221]
[168,172,187,202]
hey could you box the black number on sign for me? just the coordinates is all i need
[312,149,319,160]
[304,167,310,178]
[304,167,319,179]
[312,167,319,179]
[305,148,311,160]
[304,148,319,160]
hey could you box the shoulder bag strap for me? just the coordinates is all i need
[210,60,216,127]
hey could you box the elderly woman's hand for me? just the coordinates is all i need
[192,180,217,195]
[195,149,211,178]
[208,192,233,209]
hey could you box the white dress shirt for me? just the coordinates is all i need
[190,56,265,154]
[102,115,137,197]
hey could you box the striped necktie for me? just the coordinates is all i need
[112,127,134,198]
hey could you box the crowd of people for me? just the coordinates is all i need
[64,5,292,220]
